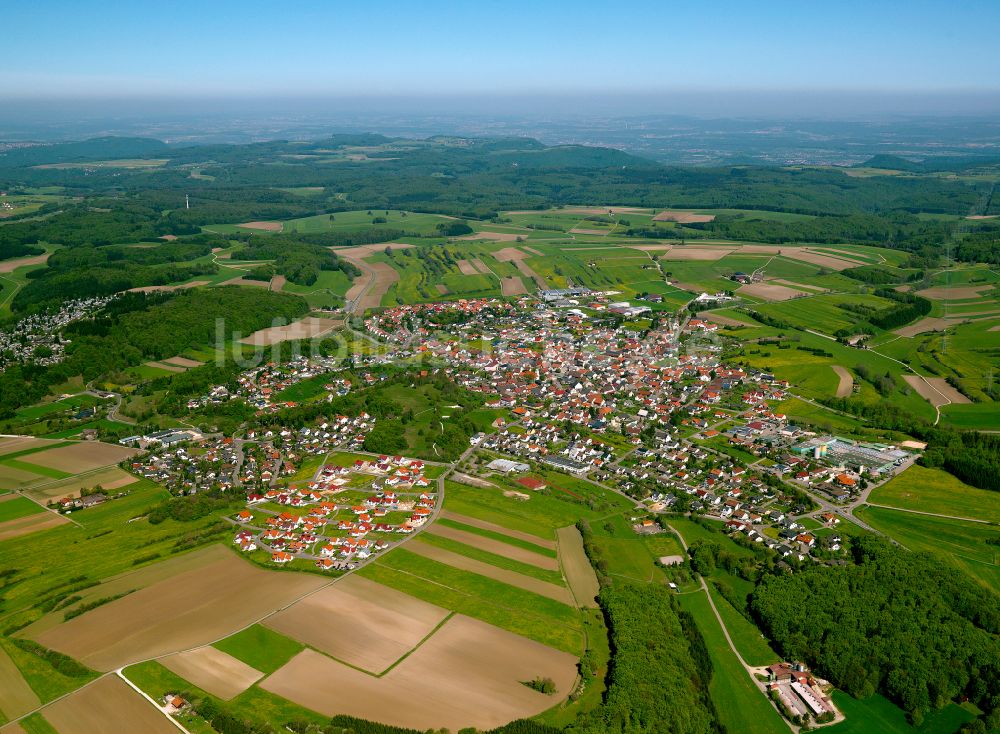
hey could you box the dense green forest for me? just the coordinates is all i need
[750,536,1000,728]
[566,584,720,734]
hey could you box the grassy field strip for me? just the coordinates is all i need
[407,539,574,605]
[434,517,558,557]
[413,532,563,584]
[678,590,789,734]
[704,584,781,668]
[425,523,559,570]
[555,525,600,608]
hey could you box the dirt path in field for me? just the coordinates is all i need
[831,366,853,398]
[903,376,970,408]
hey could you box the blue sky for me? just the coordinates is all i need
[2,0,998,97]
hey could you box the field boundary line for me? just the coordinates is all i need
[376,611,456,678]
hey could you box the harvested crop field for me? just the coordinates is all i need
[903,376,971,407]
[916,285,995,300]
[0,437,60,456]
[24,546,234,638]
[569,227,609,236]
[241,316,343,346]
[24,467,136,502]
[0,253,50,273]
[435,284,449,294]
[128,280,208,293]
[493,248,546,288]
[0,722,27,734]
[442,511,557,548]
[269,274,286,291]
[702,311,756,327]
[161,356,203,368]
[631,245,735,260]
[831,366,854,398]
[23,442,137,474]
[236,221,283,232]
[427,524,559,570]
[0,511,68,541]
[771,278,827,293]
[340,251,401,313]
[556,525,600,608]
[653,210,716,223]
[455,231,519,241]
[260,614,577,732]
[143,360,185,372]
[0,465,44,489]
[457,259,479,275]
[408,539,574,605]
[35,546,327,671]
[470,258,493,274]
[0,643,40,720]
[895,317,954,337]
[41,675,177,734]
[780,248,861,270]
[737,282,809,301]
[501,274,528,296]
[264,575,449,674]
[221,276,270,288]
[161,646,263,700]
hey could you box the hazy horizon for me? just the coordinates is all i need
[3,0,1000,100]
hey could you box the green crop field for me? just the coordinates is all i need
[855,506,1000,592]
[868,464,1000,523]
[213,625,304,674]
[0,496,45,522]
[678,590,787,734]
